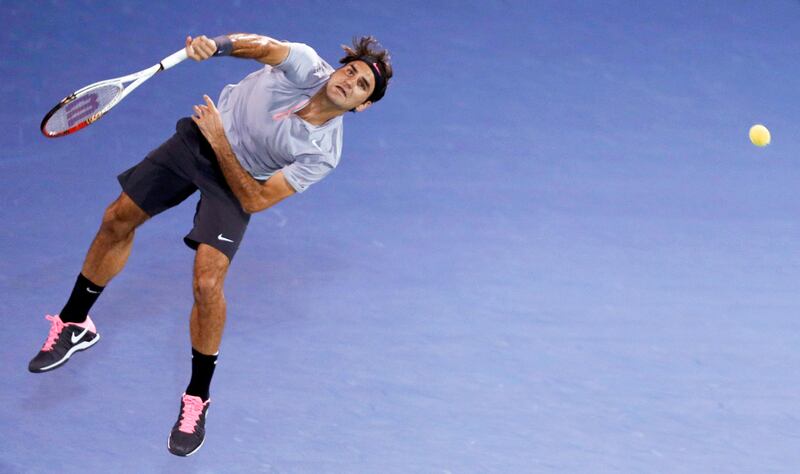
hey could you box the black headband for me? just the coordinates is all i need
[355,56,387,103]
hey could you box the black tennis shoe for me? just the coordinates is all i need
[168,393,210,456]
[28,314,100,373]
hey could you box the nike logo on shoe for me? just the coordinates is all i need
[217,234,234,243]
[71,327,90,344]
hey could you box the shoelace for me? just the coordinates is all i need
[178,395,206,433]
[42,315,65,351]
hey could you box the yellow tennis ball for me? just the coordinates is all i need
[749,124,771,147]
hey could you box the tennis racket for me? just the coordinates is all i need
[40,48,188,138]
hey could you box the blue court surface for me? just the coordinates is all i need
[3,1,800,472]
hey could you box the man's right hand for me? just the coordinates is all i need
[185,35,217,61]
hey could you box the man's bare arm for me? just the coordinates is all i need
[185,34,290,66]
[227,34,290,66]
[191,95,295,214]
[208,133,295,214]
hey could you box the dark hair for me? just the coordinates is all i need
[339,36,393,104]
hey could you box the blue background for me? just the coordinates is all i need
[3,1,800,472]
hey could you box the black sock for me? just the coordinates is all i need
[60,273,105,323]
[186,348,218,401]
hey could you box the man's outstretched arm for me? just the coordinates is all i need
[185,34,290,66]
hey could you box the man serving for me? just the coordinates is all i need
[28,32,392,456]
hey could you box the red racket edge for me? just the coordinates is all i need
[40,94,108,138]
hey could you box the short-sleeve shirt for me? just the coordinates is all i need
[216,42,343,193]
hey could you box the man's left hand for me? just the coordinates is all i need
[192,95,225,145]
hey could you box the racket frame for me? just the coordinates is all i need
[40,49,187,138]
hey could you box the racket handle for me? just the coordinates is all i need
[160,49,188,71]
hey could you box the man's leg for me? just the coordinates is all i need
[81,192,150,286]
[166,118,249,456]
[189,243,230,356]
[29,192,150,373]
[168,243,229,457]
[60,192,150,321]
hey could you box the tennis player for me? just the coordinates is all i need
[28,33,392,456]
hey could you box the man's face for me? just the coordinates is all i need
[326,61,375,111]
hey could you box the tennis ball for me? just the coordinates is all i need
[749,124,771,147]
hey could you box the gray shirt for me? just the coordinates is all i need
[217,42,343,193]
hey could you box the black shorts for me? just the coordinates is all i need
[117,117,250,261]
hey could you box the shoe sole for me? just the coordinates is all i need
[167,408,209,457]
[167,434,206,457]
[30,333,101,373]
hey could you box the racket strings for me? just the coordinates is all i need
[43,84,122,134]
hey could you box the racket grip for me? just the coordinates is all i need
[160,49,188,70]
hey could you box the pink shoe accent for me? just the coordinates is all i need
[41,315,97,351]
[66,315,97,333]
[178,394,209,434]
[41,315,65,351]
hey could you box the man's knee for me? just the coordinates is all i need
[100,193,148,239]
[193,245,229,303]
